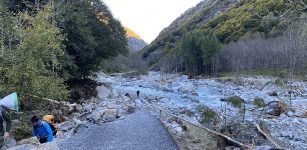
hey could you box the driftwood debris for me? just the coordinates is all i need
[143,101,252,149]
[27,94,76,111]
[255,124,284,149]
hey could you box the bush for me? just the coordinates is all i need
[226,96,244,108]
[253,97,266,108]
[197,105,219,126]
[274,78,286,87]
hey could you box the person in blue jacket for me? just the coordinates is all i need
[31,115,53,144]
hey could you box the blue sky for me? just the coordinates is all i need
[104,0,202,43]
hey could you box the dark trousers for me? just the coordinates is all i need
[39,137,48,144]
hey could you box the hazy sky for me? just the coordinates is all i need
[103,0,202,43]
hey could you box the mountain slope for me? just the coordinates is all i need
[142,0,305,65]
[142,0,236,63]
[125,27,147,52]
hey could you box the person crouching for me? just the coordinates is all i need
[31,115,53,144]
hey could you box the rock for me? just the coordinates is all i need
[57,120,76,132]
[127,106,136,114]
[82,103,94,112]
[74,104,83,112]
[178,75,188,82]
[171,122,180,128]
[110,88,119,98]
[192,92,199,96]
[190,99,199,103]
[265,101,289,116]
[103,109,118,122]
[287,111,294,117]
[2,137,16,149]
[295,136,305,142]
[86,108,105,122]
[181,95,189,99]
[178,84,196,93]
[159,98,169,102]
[5,144,37,150]
[72,118,84,126]
[174,126,183,133]
[162,86,172,92]
[96,86,111,99]
[51,109,67,123]
[70,112,81,118]
[292,118,300,125]
[88,97,98,103]
[73,124,88,135]
[268,91,278,96]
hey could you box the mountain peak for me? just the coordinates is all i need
[124,27,147,52]
[125,27,142,40]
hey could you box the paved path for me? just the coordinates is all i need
[58,111,179,150]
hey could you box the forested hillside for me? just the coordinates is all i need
[0,0,128,110]
[143,0,307,77]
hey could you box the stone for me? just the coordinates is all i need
[2,137,16,148]
[103,109,118,122]
[178,84,195,93]
[287,111,294,117]
[268,91,278,96]
[86,108,105,122]
[253,145,271,150]
[265,101,289,116]
[82,103,94,112]
[295,136,305,142]
[70,112,81,118]
[192,92,199,96]
[127,106,136,114]
[74,104,83,112]
[5,144,37,150]
[96,86,111,99]
[174,126,183,134]
[57,120,76,132]
[72,118,84,126]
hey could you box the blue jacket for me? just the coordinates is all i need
[32,120,53,142]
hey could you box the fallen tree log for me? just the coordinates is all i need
[255,124,284,149]
[26,94,76,111]
[143,100,252,149]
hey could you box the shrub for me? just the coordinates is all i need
[253,97,266,108]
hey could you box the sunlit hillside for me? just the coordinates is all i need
[125,27,142,40]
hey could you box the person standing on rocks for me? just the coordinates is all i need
[31,115,53,144]
[0,106,12,149]
[136,90,140,98]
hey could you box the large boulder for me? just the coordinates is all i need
[96,86,111,99]
[57,120,76,132]
[82,103,94,112]
[178,84,196,94]
[51,109,66,123]
[265,101,289,116]
[1,137,16,149]
[102,109,118,122]
[74,104,83,112]
[86,108,105,123]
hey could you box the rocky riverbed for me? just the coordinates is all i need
[103,72,307,149]
[5,71,307,150]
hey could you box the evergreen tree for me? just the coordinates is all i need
[177,29,220,75]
